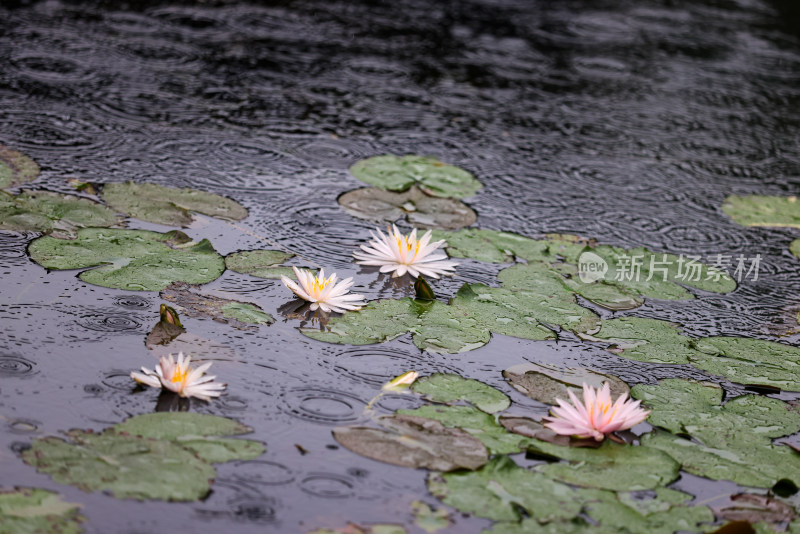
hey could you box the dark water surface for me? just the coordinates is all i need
[1,0,800,532]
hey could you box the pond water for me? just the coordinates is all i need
[1,0,800,532]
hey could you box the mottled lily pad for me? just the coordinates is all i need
[0,145,39,189]
[0,190,121,238]
[332,414,488,472]
[160,282,274,328]
[632,379,800,488]
[350,155,482,199]
[503,363,629,405]
[0,487,84,534]
[29,228,225,291]
[714,494,795,525]
[411,373,511,413]
[23,413,264,501]
[102,182,248,227]
[692,337,800,391]
[581,317,694,365]
[411,501,451,533]
[722,195,800,228]
[338,186,476,230]
[224,249,295,280]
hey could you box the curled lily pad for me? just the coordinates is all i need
[0,487,84,534]
[499,416,599,447]
[0,145,39,189]
[0,190,121,238]
[102,182,248,227]
[632,379,800,488]
[350,155,482,199]
[224,249,295,279]
[503,363,629,406]
[160,283,274,328]
[411,373,510,413]
[722,195,800,228]
[29,228,225,291]
[332,414,488,471]
[338,186,476,230]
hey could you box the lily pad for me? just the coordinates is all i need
[0,190,121,238]
[160,283,274,328]
[23,413,265,501]
[632,379,800,488]
[29,228,225,291]
[581,317,694,364]
[102,182,248,227]
[411,373,511,413]
[503,363,629,405]
[411,501,451,533]
[499,416,601,447]
[0,145,39,189]
[338,186,476,230]
[715,494,795,525]
[691,337,800,391]
[224,249,295,280]
[0,487,84,534]
[350,155,482,199]
[332,414,488,471]
[722,195,800,228]
[791,239,800,260]
[427,456,585,522]
[398,405,530,454]
[526,440,680,491]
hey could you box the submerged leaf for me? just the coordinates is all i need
[102,182,248,227]
[503,362,629,406]
[0,487,83,534]
[338,186,476,229]
[224,249,296,280]
[411,373,510,414]
[29,228,225,291]
[160,283,274,328]
[0,145,39,189]
[722,195,800,228]
[332,414,488,472]
[0,190,121,238]
[350,155,481,198]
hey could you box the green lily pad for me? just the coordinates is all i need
[0,190,121,238]
[581,317,694,364]
[0,487,84,534]
[0,145,39,189]
[503,363,629,406]
[691,337,800,391]
[482,518,616,534]
[350,155,482,199]
[310,524,407,534]
[427,456,585,523]
[722,195,800,228]
[411,373,511,414]
[29,228,225,291]
[430,228,552,263]
[160,283,274,328]
[332,414,488,472]
[113,412,253,440]
[632,379,800,488]
[526,440,680,491]
[411,501,451,533]
[224,249,296,280]
[338,186,477,230]
[398,405,530,454]
[791,239,800,260]
[102,182,248,227]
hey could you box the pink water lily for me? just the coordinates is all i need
[543,382,650,441]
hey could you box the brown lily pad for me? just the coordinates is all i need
[503,362,630,405]
[714,493,795,524]
[0,145,39,189]
[499,416,602,448]
[160,282,274,329]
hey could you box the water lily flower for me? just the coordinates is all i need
[542,382,650,441]
[131,352,226,402]
[382,371,419,391]
[353,225,458,278]
[281,266,366,313]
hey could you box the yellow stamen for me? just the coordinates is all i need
[171,366,186,384]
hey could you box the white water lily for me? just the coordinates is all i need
[131,352,226,402]
[353,225,458,278]
[382,370,419,391]
[281,266,366,313]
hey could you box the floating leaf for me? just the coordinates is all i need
[338,186,476,229]
[691,337,800,391]
[398,405,529,454]
[526,440,680,491]
[499,416,601,448]
[632,379,800,488]
[0,487,83,534]
[224,249,296,280]
[29,228,225,291]
[0,190,121,238]
[481,518,616,534]
[411,501,451,533]
[0,145,39,189]
[114,412,252,440]
[582,317,695,364]
[722,195,800,228]
[102,182,248,227]
[310,524,407,534]
[714,494,795,525]
[332,414,488,472]
[350,155,481,199]
[503,363,629,406]
[160,283,274,328]
[792,239,800,260]
[411,373,510,414]
[427,456,585,522]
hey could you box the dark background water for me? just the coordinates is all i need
[1,0,799,532]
